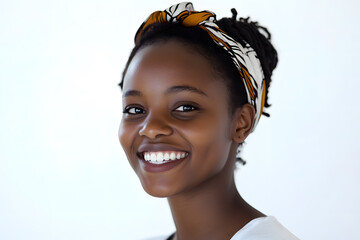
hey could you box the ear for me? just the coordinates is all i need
[231,104,255,143]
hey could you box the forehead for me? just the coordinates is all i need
[122,40,226,94]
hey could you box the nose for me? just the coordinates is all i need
[138,112,173,139]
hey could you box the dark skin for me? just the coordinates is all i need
[119,39,264,240]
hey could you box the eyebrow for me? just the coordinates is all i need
[166,85,208,97]
[122,85,208,98]
[123,90,142,98]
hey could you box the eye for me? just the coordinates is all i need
[123,106,144,115]
[174,104,197,112]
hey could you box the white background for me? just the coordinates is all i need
[1,0,360,239]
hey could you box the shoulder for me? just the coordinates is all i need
[230,216,300,240]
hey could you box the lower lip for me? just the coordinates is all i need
[139,156,188,173]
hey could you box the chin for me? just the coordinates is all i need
[139,175,181,198]
[142,184,174,198]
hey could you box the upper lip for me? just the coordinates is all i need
[137,143,189,154]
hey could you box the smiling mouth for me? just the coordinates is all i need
[139,151,189,165]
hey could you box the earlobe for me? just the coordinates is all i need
[232,104,255,143]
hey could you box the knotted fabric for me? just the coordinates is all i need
[135,2,266,129]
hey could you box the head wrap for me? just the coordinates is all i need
[135,2,266,130]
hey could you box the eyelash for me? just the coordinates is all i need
[122,104,198,115]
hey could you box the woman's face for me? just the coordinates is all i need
[119,40,238,197]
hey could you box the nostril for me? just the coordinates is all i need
[138,120,173,139]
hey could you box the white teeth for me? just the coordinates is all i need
[156,152,164,161]
[143,151,188,164]
[151,160,163,165]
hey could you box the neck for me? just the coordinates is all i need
[167,158,264,240]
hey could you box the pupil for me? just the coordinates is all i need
[184,105,192,111]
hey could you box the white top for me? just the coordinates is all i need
[230,216,299,240]
[143,216,299,240]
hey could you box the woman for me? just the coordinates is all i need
[118,2,299,240]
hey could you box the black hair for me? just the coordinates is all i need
[119,9,278,165]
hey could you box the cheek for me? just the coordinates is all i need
[182,109,231,144]
[118,119,128,149]
[180,112,232,167]
[118,120,138,166]
[177,122,232,193]
[196,129,231,166]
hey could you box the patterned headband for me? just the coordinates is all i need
[135,2,266,130]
